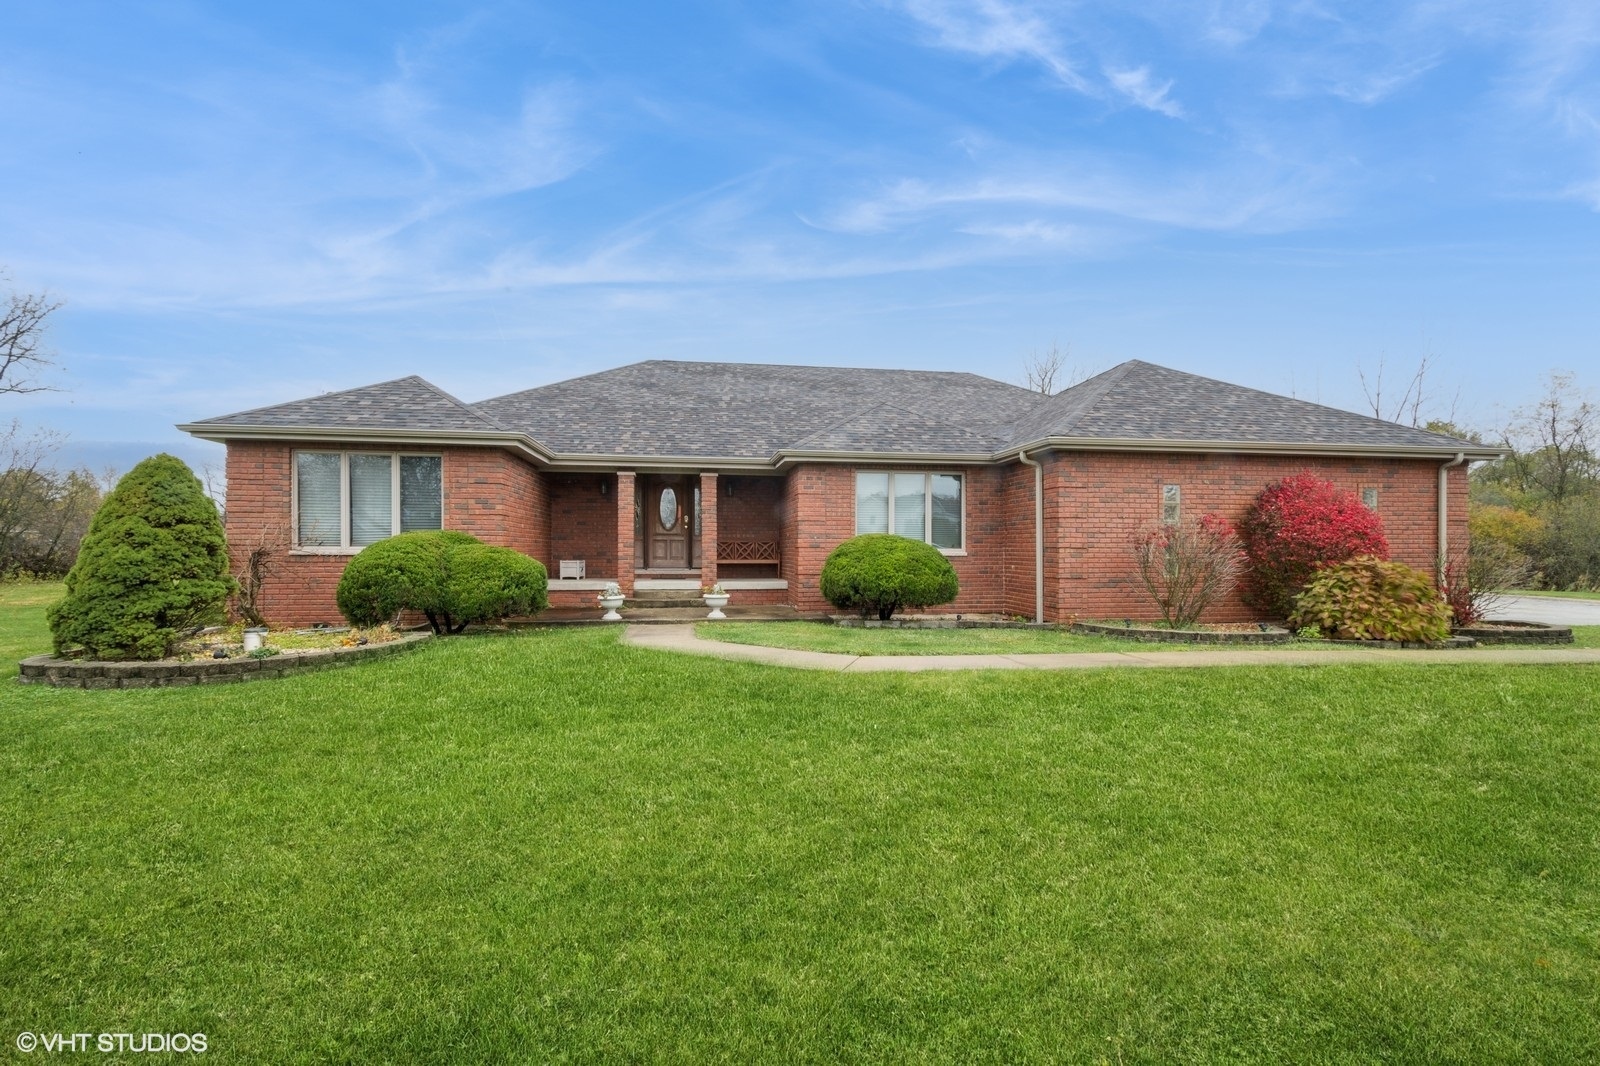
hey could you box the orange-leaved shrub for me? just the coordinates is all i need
[1289,556,1451,643]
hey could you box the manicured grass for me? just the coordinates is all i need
[698,620,1327,655]
[0,580,63,680]
[701,620,1152,655]
[1509,588,1600,601]
[4,602,1600,1060]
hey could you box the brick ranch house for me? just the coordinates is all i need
[180,359,1498,626]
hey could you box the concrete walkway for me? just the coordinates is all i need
[622,624,1600,672]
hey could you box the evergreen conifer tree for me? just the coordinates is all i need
[48,453,233,660]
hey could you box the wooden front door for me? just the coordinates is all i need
[646,477,696,569]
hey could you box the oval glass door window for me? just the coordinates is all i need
[658,487,678,530]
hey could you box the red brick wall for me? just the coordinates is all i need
[227,442,1470,626]
[781,463,1012,615]
[224,441,548,625]
[1041,451,1469,623]
[548,474,617,579]
[717,475,784,577]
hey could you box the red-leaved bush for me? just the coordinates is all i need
[1239,473,1389,619]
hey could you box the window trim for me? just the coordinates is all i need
[291,450,443,550]
[854,470,966,553]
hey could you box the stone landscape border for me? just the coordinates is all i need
[1069,620,1293,645]
[1452,620,1574,645]
[831,615,1296,644]
[17,632,432,688]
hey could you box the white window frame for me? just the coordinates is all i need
[291,450,443,553]
[854,471,966,554]
[1361,486,1379,511]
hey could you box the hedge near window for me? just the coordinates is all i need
[819,533,959,620]
[47,453,234,661]
[335,530,548,634]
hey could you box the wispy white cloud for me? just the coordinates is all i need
[895,0,1090,92]
[1105,66,1183,117]
[889,0,1185,116]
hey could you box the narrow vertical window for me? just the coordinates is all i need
[931,474,962,549]
[1161,484,1181,525]
[856,472,889,534]
[1362,487,1379,511]
[893,473,926,540]
[400,456,443,532]
[348,454,394,546]
[296,453,342,546]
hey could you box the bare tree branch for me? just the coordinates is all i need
[1023,343,1065,395]
[0,276,63,396]
[1358,354,1435,427]
[1022,342,1092,396]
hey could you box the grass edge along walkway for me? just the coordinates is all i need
[639,624,1600,671]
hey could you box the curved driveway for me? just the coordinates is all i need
[1485,595,1600,627]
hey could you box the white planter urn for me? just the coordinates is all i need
[598,594,625,622]
[703,593,731,620]
[242,627,268,653]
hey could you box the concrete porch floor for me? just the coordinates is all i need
[533,604,824,626]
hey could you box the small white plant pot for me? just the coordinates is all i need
[598,595,625,622]
[703,594,730,620]
[242,627,268,653]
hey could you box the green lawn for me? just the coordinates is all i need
[698,620,1325,655]
[702,619,1600,654]
[4,586,1600,1061]
[0,580,62,680]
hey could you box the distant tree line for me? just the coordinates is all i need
[1467,372,1599,590]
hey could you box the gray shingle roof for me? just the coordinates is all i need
[187,375,506,433]
[1006,361,1484,452]
[471,360,1038,458]
[183,359,1491,460]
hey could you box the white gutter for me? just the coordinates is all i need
[1017,450,1044,623]
[1438,452,1467,582]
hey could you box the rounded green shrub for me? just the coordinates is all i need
[47,453,234,660]
[819,533,959,620]
[335,530,547,634]
[1288,555,1452,644]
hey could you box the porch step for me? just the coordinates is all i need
[628,596,705,609]
[533,605,814,625]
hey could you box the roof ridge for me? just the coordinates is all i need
[475,359,1037,407]
[786,400,889,449]
[999,360,1139,445]
[1120,362,1480,446]
[195,374,441,425]
[411,377,511,431]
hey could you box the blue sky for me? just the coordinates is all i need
[3,1,1598,471]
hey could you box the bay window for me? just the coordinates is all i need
[295,452,442,548]
[855,471,963,550]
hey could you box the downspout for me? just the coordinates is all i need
[1018,450,1044,623]
[1438,452,1467,585]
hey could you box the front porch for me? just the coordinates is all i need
[544,470,789,609]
